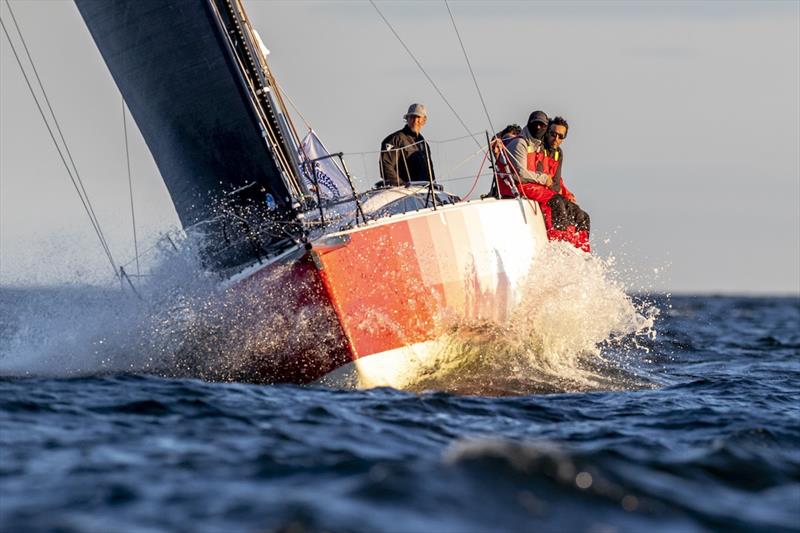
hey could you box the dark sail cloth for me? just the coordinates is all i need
[74,0,296,228]
[379,125,436,186]
[75,0,305,270]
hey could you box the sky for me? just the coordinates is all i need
[1,0,798,294]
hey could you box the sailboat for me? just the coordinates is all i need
[74,0,551,388]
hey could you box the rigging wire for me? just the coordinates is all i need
[206,0,304,200]
[122,97,140,277]
[3,1,116,270]
[368,0,483,150]
[441,143,486,179]
[118,228,183,272]
[444,0,495,136]
[439,172,493,183]
[427,132,485,145]
[274,79,313,132]
[340,131,485,158]
[0,5,119,278]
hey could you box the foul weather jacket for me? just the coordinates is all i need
[379,125,436,186]
[500,133,590,250]
[505,125,551,186]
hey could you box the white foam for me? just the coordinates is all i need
[0,237,212,377]
[402,242,658,394]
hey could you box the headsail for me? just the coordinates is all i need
[74,0,305,232]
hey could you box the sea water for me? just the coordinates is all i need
[0,246,798,532]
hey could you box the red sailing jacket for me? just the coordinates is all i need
[512,147,557,204]
[497,139,575,203]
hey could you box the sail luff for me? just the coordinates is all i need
[210,0,308,202]
[204,0,300,201]
[234,1,309,195]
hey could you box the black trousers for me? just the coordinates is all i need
[547,195,590,231]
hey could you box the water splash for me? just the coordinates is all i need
[1,235,658,394]
[0,234,346,383]
[404,242,658,394]
[0,236,209,377]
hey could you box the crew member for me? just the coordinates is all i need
[488,124,521,197]
[526,110,549,141]
[496,110,551,198]
[379,103,435,186]
[541,117,591,252]
[491,123,522,158]
[500,112,590,252]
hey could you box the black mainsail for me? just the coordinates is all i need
[75,0,307,269]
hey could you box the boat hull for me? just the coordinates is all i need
[240,197,548,387]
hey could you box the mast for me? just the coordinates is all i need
[206,0,309,202]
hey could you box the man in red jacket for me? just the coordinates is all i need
[501,114,591,252]
[540,118,590,251]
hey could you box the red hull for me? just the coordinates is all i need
[239,198,548,385]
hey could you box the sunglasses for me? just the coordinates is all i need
[547,131,566,140]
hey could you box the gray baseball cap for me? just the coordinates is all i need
[404,103,427,119]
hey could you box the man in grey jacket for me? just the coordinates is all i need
[508,111,553,187]
[505,110,552,187]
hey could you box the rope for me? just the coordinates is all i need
[444,1,494,136]
[369,0,482,150]
[0,5,119,278]
[122,98,140,277]
[461,146,489,201]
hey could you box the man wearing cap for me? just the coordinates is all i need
[379,103,436,187]
[498,110,552,191]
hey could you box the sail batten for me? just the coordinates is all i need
[75,0,299,229]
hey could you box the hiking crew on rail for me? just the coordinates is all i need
[494,111,591,252]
